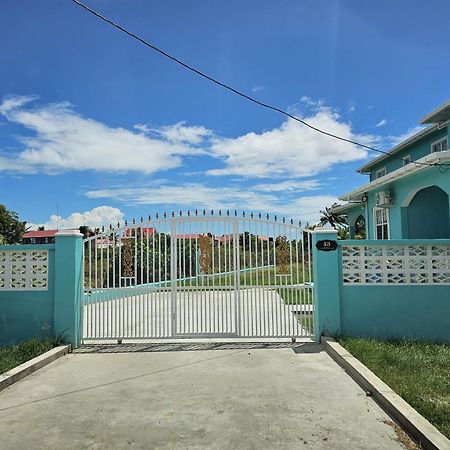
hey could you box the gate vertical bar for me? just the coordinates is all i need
[171,220,177,336]
[233,217,240,336]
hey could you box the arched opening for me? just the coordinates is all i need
[354,215,366,239]
[406,186,450,239]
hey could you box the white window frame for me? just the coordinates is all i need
[402,154,411,166]
[373,207,390,240]
[375,166,386,179]
[431,137,448,153]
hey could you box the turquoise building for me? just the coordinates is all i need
[334,100,450,240]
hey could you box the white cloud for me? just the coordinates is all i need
[135,121,213,144]
[375,118,387,127]
[85,184,336,223]
[252,179,320,192]
[252,85,265,93]
[207,107,372,178]
[28,206,125,230]
[0,96,206,174]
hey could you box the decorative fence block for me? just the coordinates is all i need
[0,250,49,290]
[342,244,450,285]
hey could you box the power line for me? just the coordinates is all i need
[72,0,442,169]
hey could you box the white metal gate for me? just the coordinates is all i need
[82,211,314,341]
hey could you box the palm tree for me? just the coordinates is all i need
[318,203,348,229]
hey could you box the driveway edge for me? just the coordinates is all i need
[322,337,450,450]
[0,345,70,393]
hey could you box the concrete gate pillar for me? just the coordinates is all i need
[311,229,341,341]
[54,230,83,348]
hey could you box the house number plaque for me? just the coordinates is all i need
[315,239,338,251]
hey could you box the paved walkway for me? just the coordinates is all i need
[0,343,412,449]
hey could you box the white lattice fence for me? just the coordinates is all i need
[342,244,450,285]
[0,250,49,290]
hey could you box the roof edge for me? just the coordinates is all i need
[340,151,450,202]
[357,124,437,173]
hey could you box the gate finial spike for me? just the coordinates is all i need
[140,216,143,223]
[148,214,151,221]
[258,212,262,219]
[171,211,175,217]
[274,215,277,222]
[156,212,159,219]
[282,217,286,223]
[163,212,166,218]
[234,210,237,216]
[266,213,269,220]
[219,209,222,216]
[132,218,135,224]
[290,218,294,225]
[195,209,198,216]
[202,209,206,216]
[299,220,302,227]
[211,209,214,216]
[187,210,190,216]
[226,210,230,216]
[125,220,128,226]
[101,225,104,232]
[109,223,112,230]
[117,221,120,228]
[242,211,245,217]
[179,210,182,217]
[250,212,254,218]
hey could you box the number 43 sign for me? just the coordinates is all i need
[315,239,338,251]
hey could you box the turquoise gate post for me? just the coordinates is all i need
[311,229,341,341]
[53,230,83,347]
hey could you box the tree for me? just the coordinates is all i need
[318,203,348,229]
[0,204,27,244]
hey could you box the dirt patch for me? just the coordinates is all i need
[383,420,419,450]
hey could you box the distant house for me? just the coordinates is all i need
[216,235,233,245]
[176,233,202,240]
[123,227,155,238]
[22,230,58,244]
[332,99,450,240]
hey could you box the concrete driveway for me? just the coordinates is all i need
[0,342,412,449]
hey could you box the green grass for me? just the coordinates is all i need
[276,288,313,305]
[178,263,312,288]
[0,337,59,375]
[338,337,450,439]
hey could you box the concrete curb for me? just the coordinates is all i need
[0,345,70,393]
[322,337,450,450]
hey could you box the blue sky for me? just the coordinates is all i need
[1,0,449,229]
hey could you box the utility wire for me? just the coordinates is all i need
[72,0,443,169]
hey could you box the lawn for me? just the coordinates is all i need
[338,337,450,439]
[0,337,59,375]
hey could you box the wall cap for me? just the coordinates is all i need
[55,230,83,237]
[312,229,338,234]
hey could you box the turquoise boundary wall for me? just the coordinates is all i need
[313,232,450,343]
[0,231,83,347]
[0,244,55,345]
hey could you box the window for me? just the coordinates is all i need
[375,167,386,179]
[431,137,448,153]
[373,207,389,240]
[402,155,411,166]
